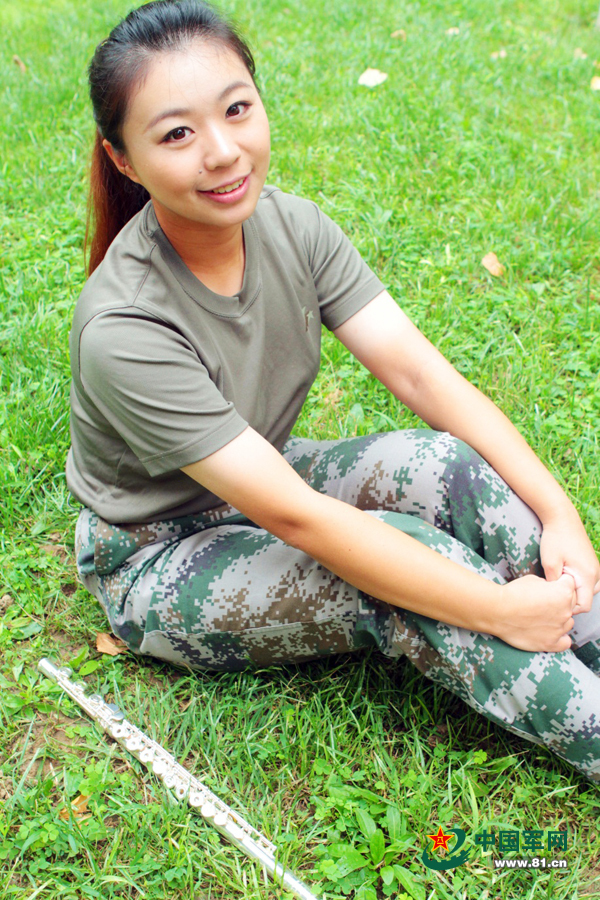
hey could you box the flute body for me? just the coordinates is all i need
[38,658,319,900]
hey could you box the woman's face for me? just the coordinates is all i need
[106,40,270,234]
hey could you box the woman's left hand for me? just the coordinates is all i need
[540,508,600,614]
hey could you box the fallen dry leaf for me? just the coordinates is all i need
[446,26,460,36]
[12,54,27,73]
[482,252,505,277]
[574,47,588,60]
[591,76,600,91]
[41,543,65,558]
[391,29,407,40]
[324,388,344,407]
[96,632,128,655]
[490,48,507,60]
[59,794,91,821]
[0,594,13,616]
[358,68,388,88]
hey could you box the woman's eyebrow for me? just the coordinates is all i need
[145,82,254,131]
[218,80,253,100]
[146,107,191,131]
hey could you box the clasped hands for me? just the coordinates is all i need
[497,510,599,654]
[540,510,600,615]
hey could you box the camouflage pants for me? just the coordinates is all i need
[75,430,600,781]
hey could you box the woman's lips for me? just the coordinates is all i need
[201,175,250,204]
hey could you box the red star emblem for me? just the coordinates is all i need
[427,826,454,852]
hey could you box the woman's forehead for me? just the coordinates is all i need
[128,41,252,121]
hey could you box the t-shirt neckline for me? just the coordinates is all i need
[143,202,262,319]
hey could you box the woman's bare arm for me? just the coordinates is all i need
[334,291,600,610]
[183,427,576,652]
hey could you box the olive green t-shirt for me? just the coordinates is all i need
[66,187,385,523]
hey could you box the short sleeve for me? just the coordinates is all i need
[78,311,248,476]
[307,203,385,330]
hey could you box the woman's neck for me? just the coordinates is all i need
[153,202,245,296]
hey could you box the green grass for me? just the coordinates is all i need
[1,0,600,897]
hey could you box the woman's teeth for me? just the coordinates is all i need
[211,178,244,194]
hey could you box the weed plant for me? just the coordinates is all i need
[1,0,599,898]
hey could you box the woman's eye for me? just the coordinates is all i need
[163,126,191,143]
[226,102,250,119]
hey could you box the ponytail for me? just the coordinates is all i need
[86,0,256,275]
[86,131,149,275]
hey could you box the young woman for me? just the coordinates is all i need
[69,0,600,781]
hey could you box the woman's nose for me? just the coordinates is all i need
[203,123,240,170]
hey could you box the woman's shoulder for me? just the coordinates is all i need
[253,185,336,254]
[255,185,323,224]
[74,204,172,328]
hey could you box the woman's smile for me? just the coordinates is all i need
[200,173,251,202]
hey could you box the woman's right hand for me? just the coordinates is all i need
[494,572,577,653]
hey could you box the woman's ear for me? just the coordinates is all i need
[102,139,141,184]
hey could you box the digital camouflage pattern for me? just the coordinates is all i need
[75,430,600,781]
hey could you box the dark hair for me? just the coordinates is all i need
[86,0,256,274]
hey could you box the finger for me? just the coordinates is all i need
[561,566,581,589]
[558,570,577,604]
[573,589,593,614]
[563,566,593,613]
[543,558,563,582]
[555,634,572,653]
[545,631,572,653]
[558,572,577,608]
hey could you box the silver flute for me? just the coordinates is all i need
[38,658,319,900]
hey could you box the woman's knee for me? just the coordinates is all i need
[426,432,487,483]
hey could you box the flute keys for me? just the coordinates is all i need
[152,758,167,776]
[228,822,244,841]
[37,658,321,900]
[107,703,125,721]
